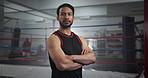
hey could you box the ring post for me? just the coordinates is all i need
[122,16,136,73]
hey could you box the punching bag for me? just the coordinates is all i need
[9,28,21,58]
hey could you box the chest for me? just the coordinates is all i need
[60,36,82,55]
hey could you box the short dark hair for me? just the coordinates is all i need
[56,3,75,16]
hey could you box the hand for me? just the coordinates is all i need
[81,49,90,55]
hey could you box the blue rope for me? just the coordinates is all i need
[0,46,38,50]
[0,23,133,30]
[0,31,47,36]
[72,23,130,28]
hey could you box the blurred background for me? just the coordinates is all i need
[0,0,144,78]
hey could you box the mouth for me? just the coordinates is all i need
[63,20,70,24]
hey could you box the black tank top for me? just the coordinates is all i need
[49,30,82,78]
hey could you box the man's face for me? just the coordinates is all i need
[57,7,75,28]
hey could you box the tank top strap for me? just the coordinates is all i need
[53,31,64,47]
[72,32,82,46]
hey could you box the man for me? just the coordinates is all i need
[37,44,44,55]
[22,38,31,57]
[48,3,96,78]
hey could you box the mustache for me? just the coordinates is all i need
[63,19,71,22]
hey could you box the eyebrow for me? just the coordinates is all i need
[60,12,72,13]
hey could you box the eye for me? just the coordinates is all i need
[68,13,73,16]
[60,12,66,16]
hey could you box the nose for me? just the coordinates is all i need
[65,14,69,19]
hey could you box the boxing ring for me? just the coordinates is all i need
[0,18,144,78]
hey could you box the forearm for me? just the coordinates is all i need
[72,52,96,65]
[61,61,83,71]
[56,55,83,71]
[58,52,96,71]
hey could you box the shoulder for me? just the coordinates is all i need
[77,36,91,50]
[76,36,88,46]
[48,34,57,40]
[77,36,86,42]
[48,34,60,46]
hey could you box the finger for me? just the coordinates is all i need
[85,50,89,54]
[84,49,89,54]
[81,49,85,54]
[81,49,86,54]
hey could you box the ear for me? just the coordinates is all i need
[56,16,59,21]
[73,16,75,20]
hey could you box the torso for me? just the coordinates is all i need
[49,30,82,78]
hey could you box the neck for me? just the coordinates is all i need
[59,27,71,35]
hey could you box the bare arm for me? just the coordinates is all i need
[48,34,83,71]
[72,36,96,65]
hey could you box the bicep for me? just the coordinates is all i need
[48,36,65,65]
[79,36,92,52]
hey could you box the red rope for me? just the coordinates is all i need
[85,36,135,39]
[0,57,38,61]
[0,57,138,65]
[0,36,135,40]
[95,62,138,65]
[0,38,47,40]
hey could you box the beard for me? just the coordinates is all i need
[59,20,73,28]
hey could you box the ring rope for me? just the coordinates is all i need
[0,31,47,36]
[0,57,138,65]
[0,36,136,40]
[0,38,47,40]
[95,62,138,65]
[0,21,144,31]
[0,46,136,52]
[0,57,47,61]
[93,49,135,52]
[0,52,47,57]
[85,36,135,39]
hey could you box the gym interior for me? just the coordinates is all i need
[0,0,147,78]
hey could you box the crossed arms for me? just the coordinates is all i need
[48,34,96,71]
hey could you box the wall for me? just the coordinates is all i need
[144,0,148,77]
